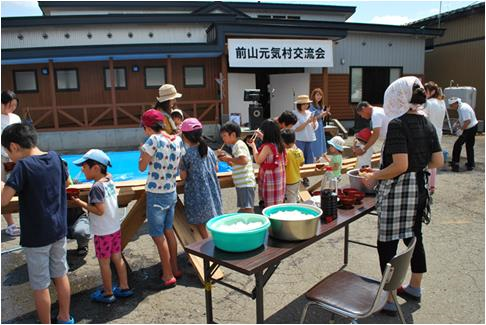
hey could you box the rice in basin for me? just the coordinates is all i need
[217,221,264,232]
[269,210,316,220]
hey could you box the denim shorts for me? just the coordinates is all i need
[146,191,177,237]
[23,237,68,290]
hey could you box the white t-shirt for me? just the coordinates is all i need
[292,110,317,142]
[1,113,21,158]
[424,98,446,143]
[458,102,478,130]
[142,133,184,193]
[88,177,120,236]
[355,141,374,169]
[371,107,388,140]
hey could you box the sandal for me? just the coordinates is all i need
[52,315,75,324]
[397,285,421,302]
[161,277,176,289]
[113,286,134,298]
[76,246,89,257]
[173,270,183,279]
[5,224,20,237]
[90,289,116,304]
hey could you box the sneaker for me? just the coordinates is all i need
[113,286,134,298]
[5,224,20,237]
[90,289,116,303]
[451,165,460,172]
[53,315,75,324]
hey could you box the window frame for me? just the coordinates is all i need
[348,66,403,104]
[183,65,205,88]
[103,67,128,90]
[55,68,80,92]
[144,66,167,89]
[13,69,38,93]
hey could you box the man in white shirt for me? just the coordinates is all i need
[449,97,478,172]
[353,101,389,157]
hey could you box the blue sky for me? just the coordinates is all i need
[0,0,480,25]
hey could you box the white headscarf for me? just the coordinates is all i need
[383,76,425,119]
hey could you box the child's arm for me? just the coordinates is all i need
[72,198,105,216]
[227,155,248,166]
[1,183,16,207]
[138,151,152,172]
[323,154,331,163]
[252,145,272,165]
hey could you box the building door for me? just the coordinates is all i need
[269,73,310,118]
[228,73,255,125]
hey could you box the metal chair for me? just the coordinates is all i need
[300,237,416,324]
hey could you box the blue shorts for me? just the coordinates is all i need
[146,191,177,237]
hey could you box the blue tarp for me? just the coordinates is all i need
[62,150,232,183]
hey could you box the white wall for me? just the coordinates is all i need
[228,73,255,125]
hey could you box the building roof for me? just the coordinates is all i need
[408,2,484,27]
[38,1,357,17]
[2,13,444,37]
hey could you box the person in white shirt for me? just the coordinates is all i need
[353,101,389,158]
[449,97,478,172]
[292,95,318,164]
[424,82,446,193]
[1,90,22,237]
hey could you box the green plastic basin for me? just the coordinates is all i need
[206,213,270,252]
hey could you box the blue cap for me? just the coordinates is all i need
[73,149,112,167]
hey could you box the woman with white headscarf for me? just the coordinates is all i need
[364,76,443,315]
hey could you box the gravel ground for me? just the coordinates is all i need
[1,134,484,324]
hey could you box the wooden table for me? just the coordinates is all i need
[185,196,376,324]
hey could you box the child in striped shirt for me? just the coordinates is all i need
[218,122,256,213]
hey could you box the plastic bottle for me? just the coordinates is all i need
[320,166,338,223]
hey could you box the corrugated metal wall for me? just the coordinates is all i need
[2,24,208,49]
[329,32,425,75]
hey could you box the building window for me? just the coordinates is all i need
[184,66,205,87]
[13,70,38,93]
[104,67,127,89]
[349,67,403,104]
[144,67,166,88]
[55,69,79,91]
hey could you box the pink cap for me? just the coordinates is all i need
[180,118,202,132]
[142,109,164,127]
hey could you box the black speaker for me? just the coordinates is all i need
[249,104,264,130]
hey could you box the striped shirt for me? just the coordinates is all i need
[231,140,256,188]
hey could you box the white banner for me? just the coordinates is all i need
[228,39,333,68]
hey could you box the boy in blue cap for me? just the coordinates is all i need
[1,123,74,324]
[71,149,133,303]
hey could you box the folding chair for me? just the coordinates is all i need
[301,237,416,324]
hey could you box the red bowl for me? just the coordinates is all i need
[66,188,80,200]
[351,192,365,204]
[343,188,359,196]
[339,196,355,206]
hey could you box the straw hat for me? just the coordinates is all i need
[294,95,312,104]
[156,84,182,103]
